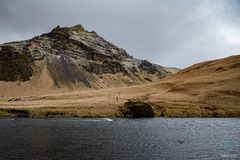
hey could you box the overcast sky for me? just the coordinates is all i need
[0,0,240,68]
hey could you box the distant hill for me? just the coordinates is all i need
[0,25,179,95]
[145,55,240,117]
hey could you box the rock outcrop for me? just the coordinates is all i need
[0,45,33,81]
[119,101,155,118]
[0,25,179,89]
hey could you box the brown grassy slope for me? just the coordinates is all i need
[0,55,239,117]
[147,55,240,117]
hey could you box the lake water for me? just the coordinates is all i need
[0,118,239,160]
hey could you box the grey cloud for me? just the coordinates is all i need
[0,0,240,68]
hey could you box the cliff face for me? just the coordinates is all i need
[0,45,33,81]
[0,25,178,89]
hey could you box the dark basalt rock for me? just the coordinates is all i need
[0,45,33,81]
[139,60,158,74]
[45,26,70,40]
[119,100,155,118]
[84,61,128,75]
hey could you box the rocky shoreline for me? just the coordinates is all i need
[1,105,239,118]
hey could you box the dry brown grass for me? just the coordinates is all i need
[0,55,239,117]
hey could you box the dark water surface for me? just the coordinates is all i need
[0,118,239,160]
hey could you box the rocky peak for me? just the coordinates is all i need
[70,24,86,32]
[0,25,179,89]
[47,24,86,39]
[46,25,70,40]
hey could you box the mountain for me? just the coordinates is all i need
[0,55,239,117]
[0,25,178,94]
[0,25,239,117]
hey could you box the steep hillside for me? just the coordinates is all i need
[145,55,240,117]
[0,25,178,95]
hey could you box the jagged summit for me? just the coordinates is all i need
[0,25,179,91]
[47,24,86,40]
[70,24,86,32]
[52,24,86,32]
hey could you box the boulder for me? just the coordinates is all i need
[119,100,155,118]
